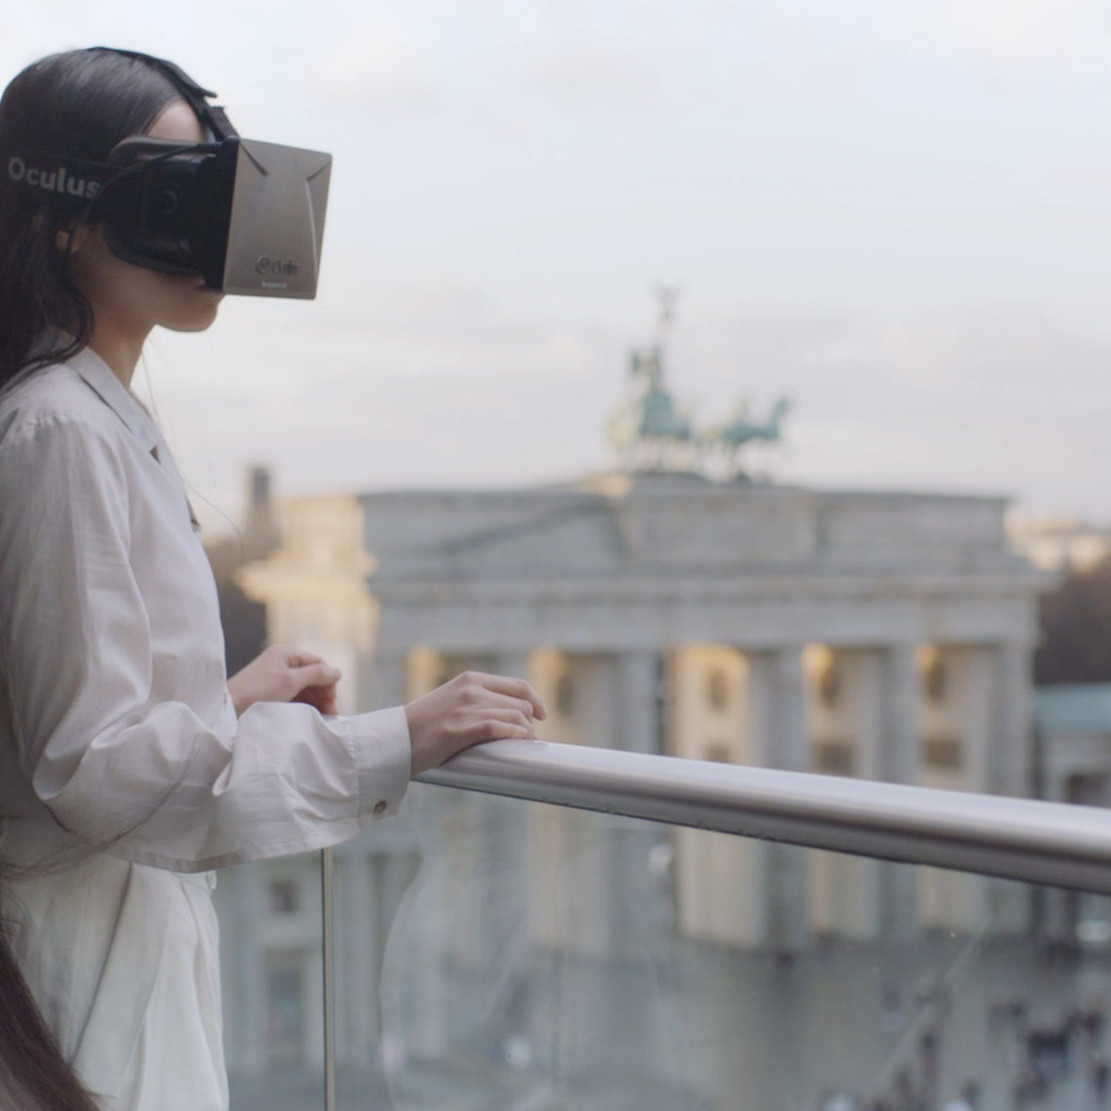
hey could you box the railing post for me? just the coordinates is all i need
[321,847,336,1111]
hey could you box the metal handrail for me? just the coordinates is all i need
[417,739,1111,895]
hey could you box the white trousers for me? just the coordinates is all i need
[7,854,227,1111]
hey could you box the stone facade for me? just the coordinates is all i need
[228,472,1044,1072]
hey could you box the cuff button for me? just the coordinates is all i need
[373,799,389,816]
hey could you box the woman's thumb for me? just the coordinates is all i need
[292,663,341,689]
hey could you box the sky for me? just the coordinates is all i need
[3,1,1111,533]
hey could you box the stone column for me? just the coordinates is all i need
[992,641,1034,799]
[749,647,810,952]
[992,642,1036,933]
[877,643,920,942]
[878,644,919,785]
[468,652,534,1053]
[578,650,666,1067]
[613,649,662,755]
[349,639,409,715]
[495,650,534,704]
[764,647,809,772]
[607,650,664,944]
[371,646,410,710]
[1038,776,1076,942]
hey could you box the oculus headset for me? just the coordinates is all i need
[0,48,331,299]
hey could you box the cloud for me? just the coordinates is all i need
[916,0,1111,68]
[143,301,621,534]
[143,290,1111,538]
[0,8,69,79]
[516,4,666,112]
[311,14,441,118]
[526,42,663,111]
[623,303,1111,516]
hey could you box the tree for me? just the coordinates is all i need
[1035,555,1111,685]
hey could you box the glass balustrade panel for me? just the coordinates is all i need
[212,793,1111,1111]
[338,787,1111,1111]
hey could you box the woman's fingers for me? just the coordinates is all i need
[294,683,339,716]
[458,671,548,720]
[228,645,343,716]
[463,689,542,723]
[405,671,546,775]
[289,662,341,692]
[461,706,539,741]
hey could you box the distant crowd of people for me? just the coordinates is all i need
[999,996,1109,1109]
[819,988,1111,1111]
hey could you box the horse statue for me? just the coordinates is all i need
[608,345,700,472]
[630,347,694,443]
[710,397,790,472]
[608,326,790,477]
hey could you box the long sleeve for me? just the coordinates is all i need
[0,408,409,873]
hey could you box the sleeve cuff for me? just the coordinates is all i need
[341,704,411,821]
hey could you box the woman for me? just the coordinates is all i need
[0,48,546,1111]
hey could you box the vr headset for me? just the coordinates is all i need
[0,48,331,299]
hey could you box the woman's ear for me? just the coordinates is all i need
[54,223,93,256]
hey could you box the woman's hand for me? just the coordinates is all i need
[405,671,548,776]
[228,644,342,717]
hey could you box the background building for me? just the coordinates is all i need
[1009,516,1111,575]
[207,333,1059,1103]
[217,466,1045,1085]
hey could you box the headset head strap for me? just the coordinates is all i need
[88,47,239,140]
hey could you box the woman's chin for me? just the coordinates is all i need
[161,295,224,334]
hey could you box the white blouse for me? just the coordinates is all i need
[0,344,411,1110]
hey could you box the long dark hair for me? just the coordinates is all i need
[0,47,183,1110]
[0,48,181,389]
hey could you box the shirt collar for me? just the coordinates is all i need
[67,343,162,457]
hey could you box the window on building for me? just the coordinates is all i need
[268,879,299,915]
[1066,772,1107,807]
[813,739,855,777]
[921,648,948,703]
[706,668,730,712]
[704,740,732,764]
[555,671,576,718]
[922,735,961,771]
[817,653,841,707]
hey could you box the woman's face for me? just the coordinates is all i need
[66,99,224,337]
